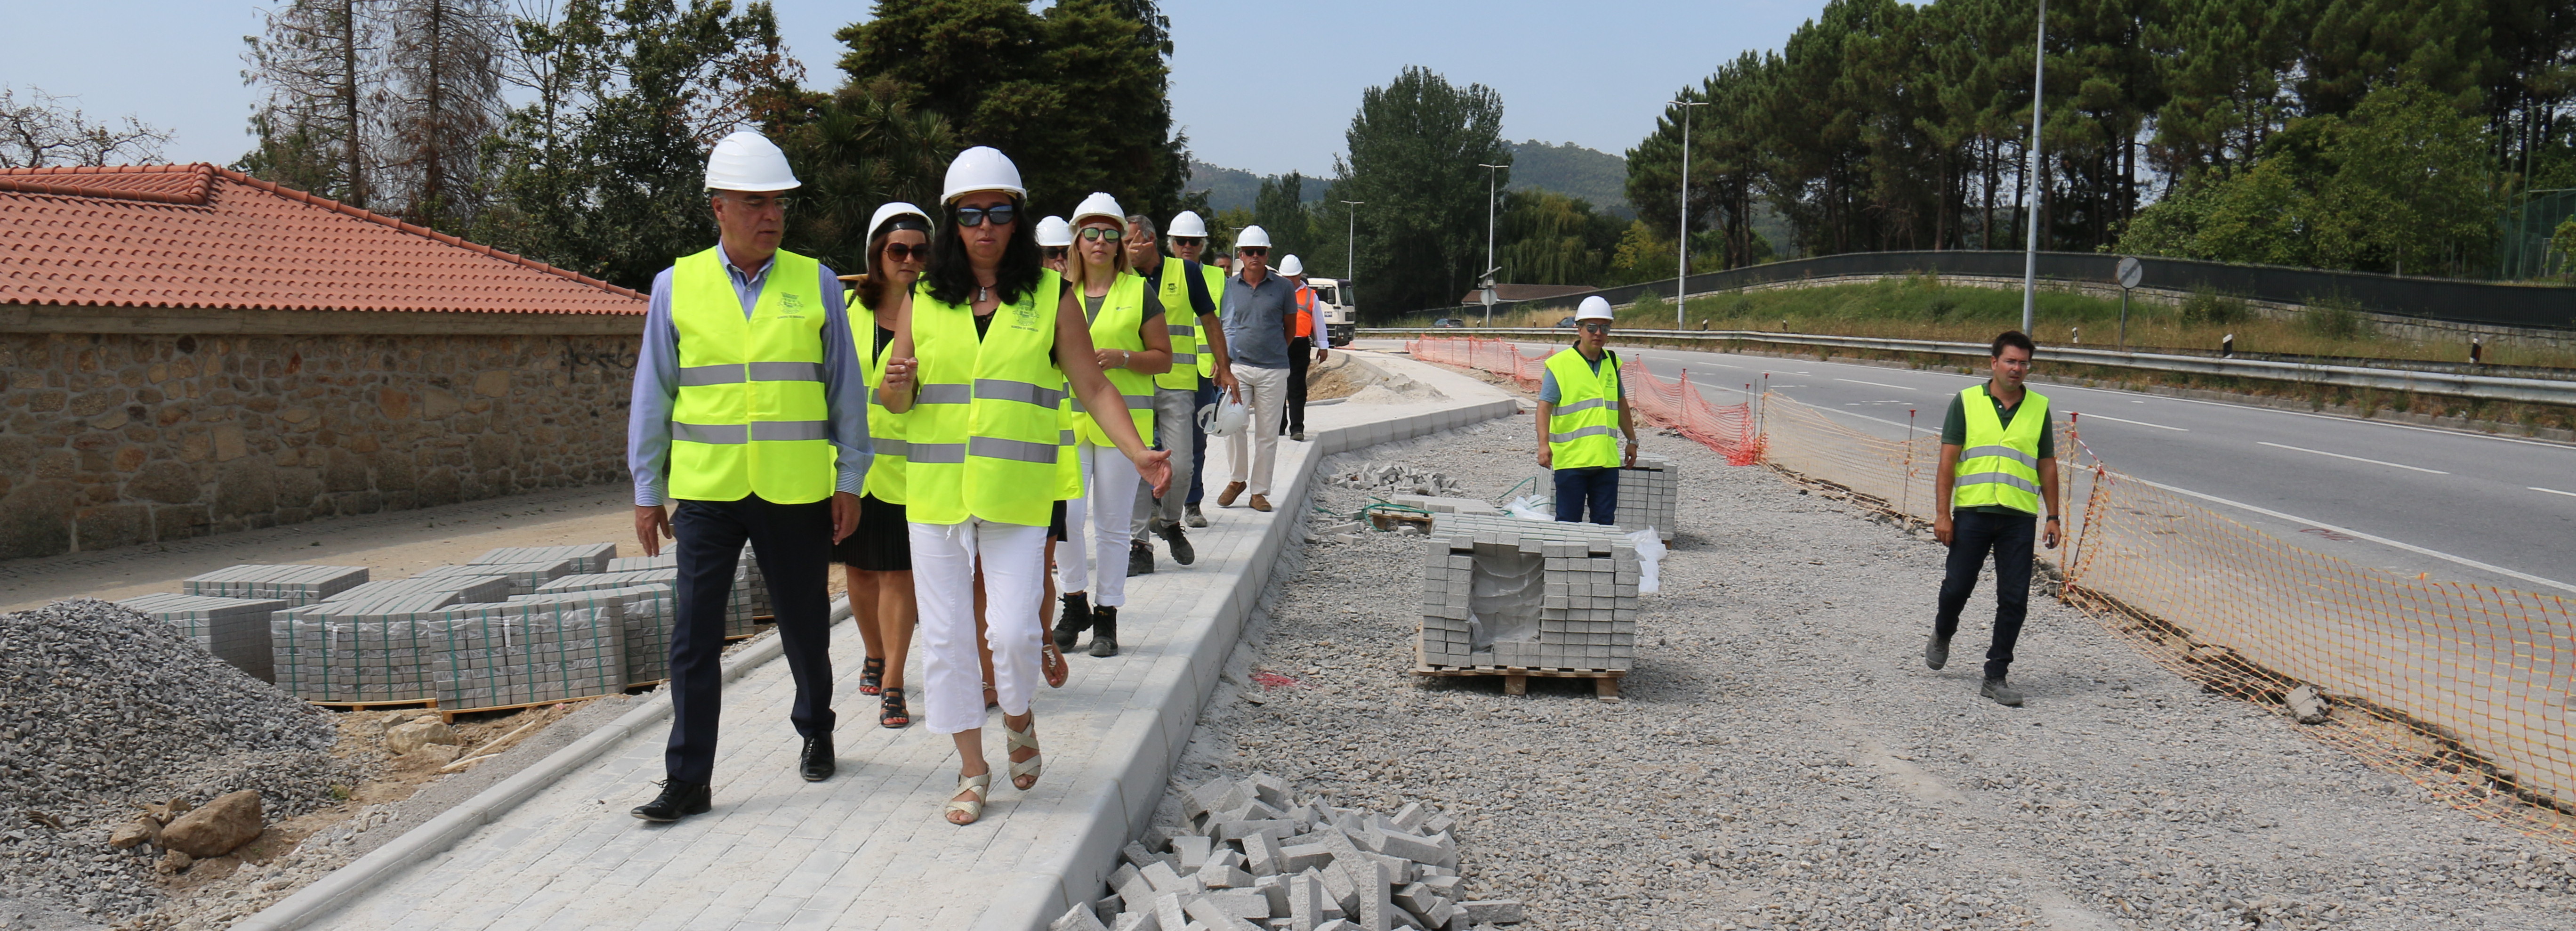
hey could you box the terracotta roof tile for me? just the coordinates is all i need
[0,163,644,315]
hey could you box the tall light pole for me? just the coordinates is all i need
[1670,98,1709,330]
[1340,199,1363,307]
[2020,0,2047,336]
[1477,162,1508,324]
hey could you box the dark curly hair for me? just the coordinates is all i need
[925,194,1043,307]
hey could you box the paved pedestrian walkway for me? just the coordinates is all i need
[274,351,1514,931]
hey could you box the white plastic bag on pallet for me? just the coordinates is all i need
[1501,494,1554,521]
[1623,527,1666,594]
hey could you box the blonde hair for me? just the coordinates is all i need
[1061,216,1132,294]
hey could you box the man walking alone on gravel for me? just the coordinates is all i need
[1535,296,1636,524]
[1927,330,2060,707]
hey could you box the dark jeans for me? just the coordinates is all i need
[666,495,835,783]
[1933,509,2036,681]
[1188,374,1215,505]
[1283,337,1312,435]
[1553,467,1618,525]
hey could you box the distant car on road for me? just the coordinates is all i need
[1431,317,1465,328]
[1555,316,1578,329]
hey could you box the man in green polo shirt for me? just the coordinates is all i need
[1927,330,2060,707]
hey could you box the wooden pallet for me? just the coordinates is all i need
[435,691,617,723]
[1413,663,1623,700]
[307,698,438,712]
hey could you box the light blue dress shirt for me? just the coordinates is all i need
[627,245,871,507]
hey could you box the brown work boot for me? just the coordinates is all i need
[1249,494,1272,512]
[1217,481,1247,507]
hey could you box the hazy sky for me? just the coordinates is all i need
[3,1,1819,176]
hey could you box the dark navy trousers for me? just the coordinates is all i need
[1554,467,1619,525]
[1933,509,2037,681]
[666,494,835,784]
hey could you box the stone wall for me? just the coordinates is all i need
[0,311,644,560]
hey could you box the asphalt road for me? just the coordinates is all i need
[1365,338,2576,594]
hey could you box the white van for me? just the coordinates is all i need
[1310,277,1355,346]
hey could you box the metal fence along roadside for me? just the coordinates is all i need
[1407,336,2576,842]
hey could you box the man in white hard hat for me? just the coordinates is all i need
[1121,211,1233,570]
[1163,210,1226,526]
[1533,295,1635,525]
[629,130,871,822]
[1216,225,1298,512]
[1276,254,1325,441]
[1036,215,1073,272]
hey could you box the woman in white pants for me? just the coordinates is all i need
[1051,192,1172,659]
[879,148,1170,826]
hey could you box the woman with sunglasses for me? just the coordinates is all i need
[833,203,932,729]
[879,148,1171,826]
[1048,193,1172,659]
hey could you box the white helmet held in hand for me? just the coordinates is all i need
[1168,210,1209,238]
[1198,394,1252,437]
[705,130,799,192]
[1236,225,1272,249]
[941,146,1026,203]
[1277,254,1304,277]
[1036,215,1074,247]
[1070,192,1126,231]
[1577,295,1615,321]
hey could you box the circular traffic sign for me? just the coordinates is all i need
[2117,256,2143,290]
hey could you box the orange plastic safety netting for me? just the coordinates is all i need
[1409,335,2576,839]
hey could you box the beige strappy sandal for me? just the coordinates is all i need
[1006,721,1044,791]
[946,772,992,826]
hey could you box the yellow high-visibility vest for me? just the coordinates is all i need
[847,290,907,504]
[904,272,1071,526]
[1197,262,1226,378]
[1071,271,1155,445]
[1543,347,1624,470]
[1952,383,2050,514]
[1151,256,1204,390]
[668,247,833,504]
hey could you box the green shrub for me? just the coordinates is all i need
[2180,288,2248,325]
[2302,295,2367,340]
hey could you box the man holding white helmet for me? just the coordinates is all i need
[1534,295,1636,525]
[1216,225,1298,511]
[628,130,872,822]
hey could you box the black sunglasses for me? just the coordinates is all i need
[1578,322,1610,333]
[1171,236,1205,246]
[1236,247,1268,257]
[881,243,927,262]
[954,204,1017,227]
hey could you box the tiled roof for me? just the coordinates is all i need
[0,163,644,315]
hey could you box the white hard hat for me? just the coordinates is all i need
[1197,395,1251,437]
[1577,295,1615,321]
[704,130,799,192]
[1036,215,1074,247]
[1070,192,1125,231]
[1168,210,1210,238]
[941,146,1026,203]
[1236,225,1272,249]
[1277,254,1304,277]
[868,202,931,241]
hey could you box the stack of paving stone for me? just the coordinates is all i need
[1416,513,1637,672]
[269,592,460,704]
[430,594,630,712]
[324,573,513,606]
[413,559,576,596]
[181,564,370,606]
[511,583,673,686]
[1386,495,1499,516]
[473,543,619,575]
[1060,774,1523,931]
[112,592,290,682]
[1611,453,1678,540]
[602,544,771,626]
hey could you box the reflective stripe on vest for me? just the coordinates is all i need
[1153,256,1204,390]
[667,247,833,504]
[1951,384,2049,514]
[849,291,908,504]
[1076,271,1156,446]
[1196,262,1226,378]
[903,272,1065,526]
[1542,347,1623,470]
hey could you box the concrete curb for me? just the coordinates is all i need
[234,596,852,931]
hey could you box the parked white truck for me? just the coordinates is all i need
[1310,277,1355,346]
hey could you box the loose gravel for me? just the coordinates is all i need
[0,599,349,927]
[1162,420,2576,930]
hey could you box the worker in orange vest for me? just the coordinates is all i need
[1279,255,1325,441]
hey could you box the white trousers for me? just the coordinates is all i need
[910,519,1047,735]
[1227,364,1289,496]
[1055,442,1143,606]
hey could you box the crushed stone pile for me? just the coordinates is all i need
[1325,461,1469,499]
[0,599,347,922]
[1058,772,1521,931]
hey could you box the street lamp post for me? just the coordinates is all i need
[1478,162,1507,324]
[1670,98,1709,331]
[2020,0,2046,336]
[1340,199,1363,317]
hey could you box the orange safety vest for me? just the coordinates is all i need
[1291,285,1315,339]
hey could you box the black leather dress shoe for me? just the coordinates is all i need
[631,779,710,822]
[801,735,835,782]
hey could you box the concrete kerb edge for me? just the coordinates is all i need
[237,596,854,931]
[1014,398,1517,931]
